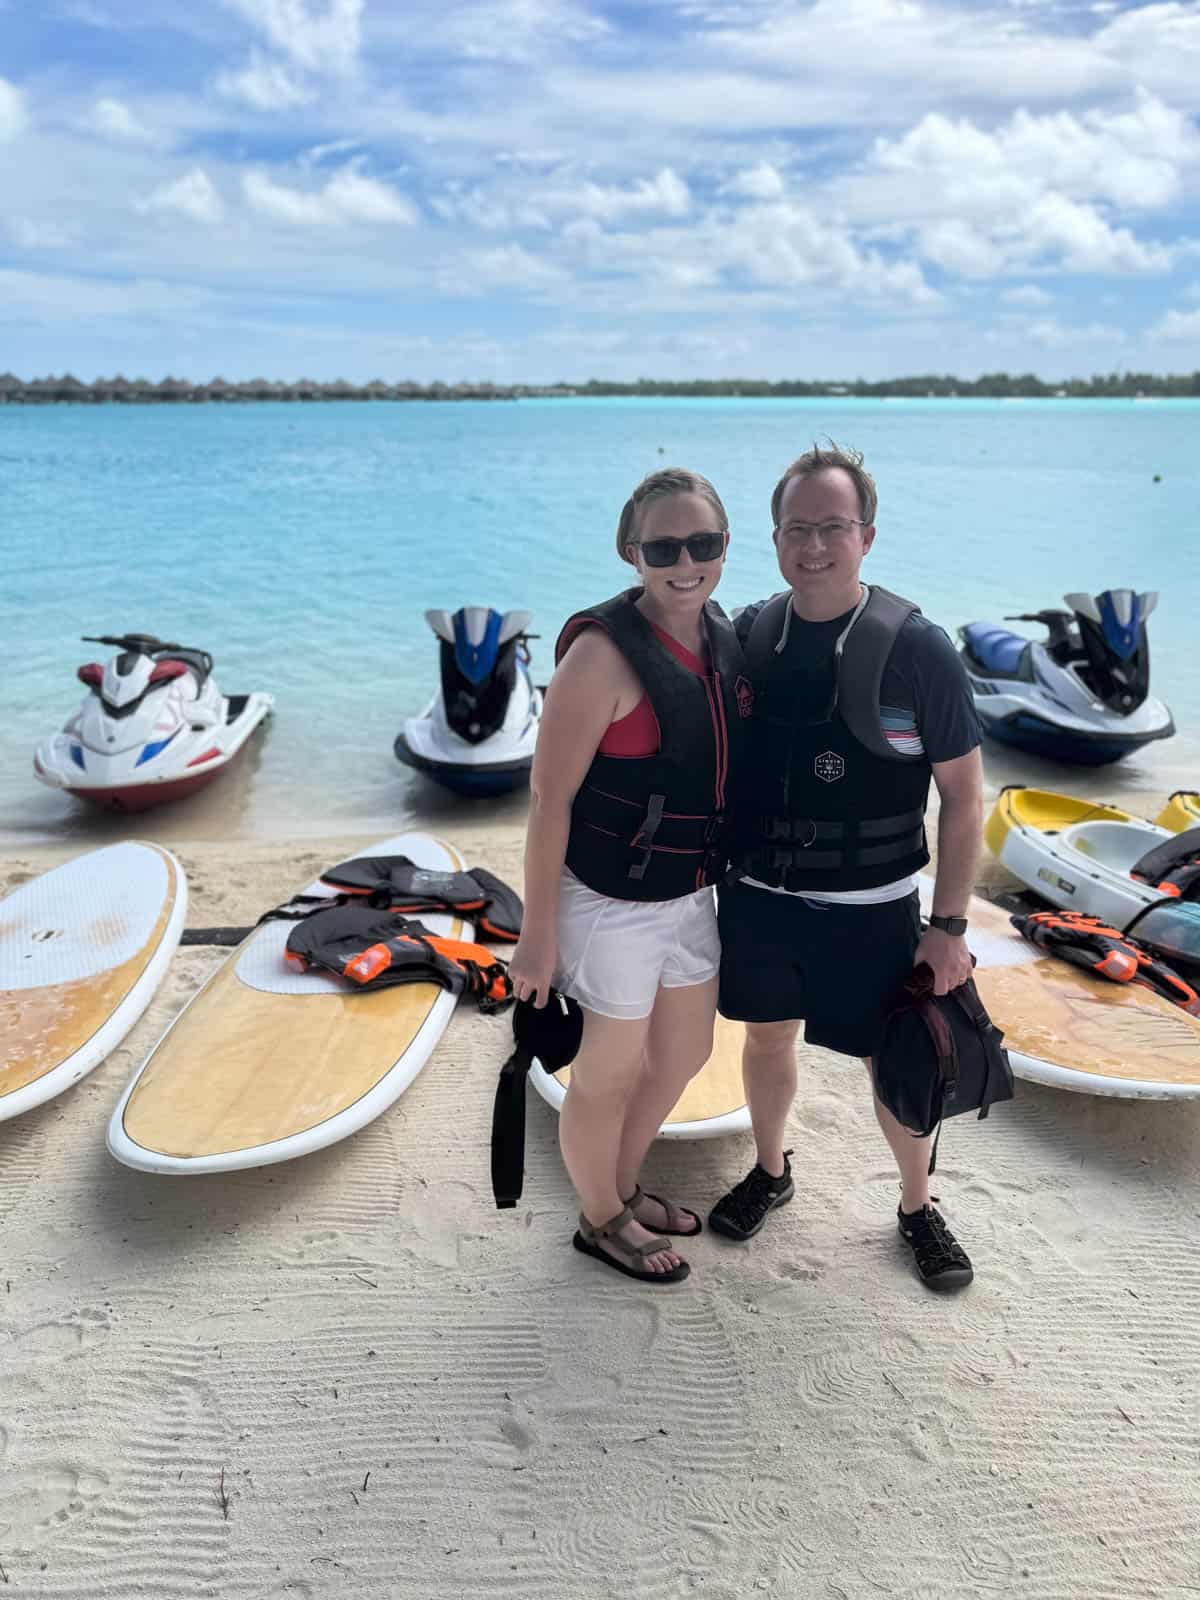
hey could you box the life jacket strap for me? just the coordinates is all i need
[628,793,667,881]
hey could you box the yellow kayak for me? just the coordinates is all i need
[1156,791,1200,833]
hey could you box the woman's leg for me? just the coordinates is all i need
[615,976,718,1222]
[559,1008,684,1273]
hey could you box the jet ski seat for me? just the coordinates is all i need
[959,624,1034,680]
[155,646,214,689]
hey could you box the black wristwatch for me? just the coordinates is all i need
[929,914,969,937]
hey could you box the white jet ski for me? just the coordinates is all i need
[959,589,1174,765]
[394,607,542,797]
[34,632,274,813]
[986,786,1200,969]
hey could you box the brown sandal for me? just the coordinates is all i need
[573,1202,691,1284]
[623,1184,703,1238]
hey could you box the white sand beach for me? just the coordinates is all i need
[2,778,1199,1599]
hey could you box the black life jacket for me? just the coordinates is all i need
[1129,827,1200,902]
[1011,909,1200,1015]
[556,590,749,902]
[280,903,513,1011]
[738,586,931,893]
[316,856,523,942]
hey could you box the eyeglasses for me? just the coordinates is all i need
[777,519,866,543]
[635,531,726,568]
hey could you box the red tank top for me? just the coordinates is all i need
[597,622,708,756]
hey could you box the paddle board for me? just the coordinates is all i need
[1,842,185,1123]
[108,832,468,1173]
[920,877,1200,1100]
[530,1011,752,1139]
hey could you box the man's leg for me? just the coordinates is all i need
[706,1018,800,1240]
[865,1060,932,1214]
[744,1019,801,1177]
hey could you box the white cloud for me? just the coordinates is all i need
[1149,307,1200,341]
[1001,284,1053,306]
[448,243,567,294]
[243,165,418,226]
[93,96,152,141]
[9,217,73,249]
[441,0,611,64]
[723,162,785,200]
[572,168,692,222]
[1027,316,1125,348]
[0,76,27,140]
[223,0,363,74]
[216,52,312,109]
[137,169,224,225]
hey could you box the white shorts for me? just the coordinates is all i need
[553,869,721,1021]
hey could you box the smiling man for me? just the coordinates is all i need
[711,442,984,1290]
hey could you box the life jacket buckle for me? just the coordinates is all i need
[704,811,726,846]
[628,792,667,881]
[796,818,818,849]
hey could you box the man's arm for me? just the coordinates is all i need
[916,747,983,994]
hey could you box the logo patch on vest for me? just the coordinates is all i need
[735,676,754,718]
[815,750,845,783]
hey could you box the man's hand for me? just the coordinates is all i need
[914,926,974,996]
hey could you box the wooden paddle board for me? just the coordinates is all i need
[108,832,468,1173]
[530,1011,751,1139]
[919,877,1200,1100]
[1,842,185,1123]
[1156,791,1200,832]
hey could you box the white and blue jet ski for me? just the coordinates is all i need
[958,589,1174,765]
[34,632,274,813]
[394,607,542,798]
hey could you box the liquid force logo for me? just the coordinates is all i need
[814,750,845,783]
[734,676,754,718]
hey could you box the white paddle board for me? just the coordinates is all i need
[108,832,469,1173]
[920,876,1200,1100]
[1,842,185,1122]
[530,1012,752,1139]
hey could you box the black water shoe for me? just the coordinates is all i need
[708,1152,794,1241]
[897,1201,974,1291]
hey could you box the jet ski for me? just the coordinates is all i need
[986,786,1200,970]
[34,633,274,813]
[394,607,542,798]
[958,589,1174,765]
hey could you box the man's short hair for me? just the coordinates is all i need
[771,442,878,527]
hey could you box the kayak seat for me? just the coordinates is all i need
[960,624,1033,680]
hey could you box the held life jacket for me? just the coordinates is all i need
[279,902,513,1011]
[738,586,932,893]
[491,987,585,1208]
[1010,909,1200,1015]
[1129,826,1200,902]
[557,590,748,902]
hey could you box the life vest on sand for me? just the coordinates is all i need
[738,586,931,893]
[1011,909,1200,1015]
[556,590,748,902]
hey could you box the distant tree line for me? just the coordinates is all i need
[2,370,1199,404]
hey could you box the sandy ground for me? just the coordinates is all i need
[2,778,1199,1600]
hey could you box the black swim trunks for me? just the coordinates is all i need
[717,880,921,1058]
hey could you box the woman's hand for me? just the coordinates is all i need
[509,932,557,1009]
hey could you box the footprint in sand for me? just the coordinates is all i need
[4,1306,112,1368]
[0,1462,109,1540]
[394,1180,483,1268]
[468,1401,540,1469]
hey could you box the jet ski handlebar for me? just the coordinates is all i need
[1003,610,1074,626]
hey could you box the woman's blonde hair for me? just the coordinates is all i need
[615,468,729,563]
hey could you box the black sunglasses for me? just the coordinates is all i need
[636,531,726,568]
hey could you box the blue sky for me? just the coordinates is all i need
[2,0,1199,381]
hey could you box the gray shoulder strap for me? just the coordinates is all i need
[837,586,922,763]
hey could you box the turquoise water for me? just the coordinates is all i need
[3,397,1198,842]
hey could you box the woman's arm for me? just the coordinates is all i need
[510,630,640,1006]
